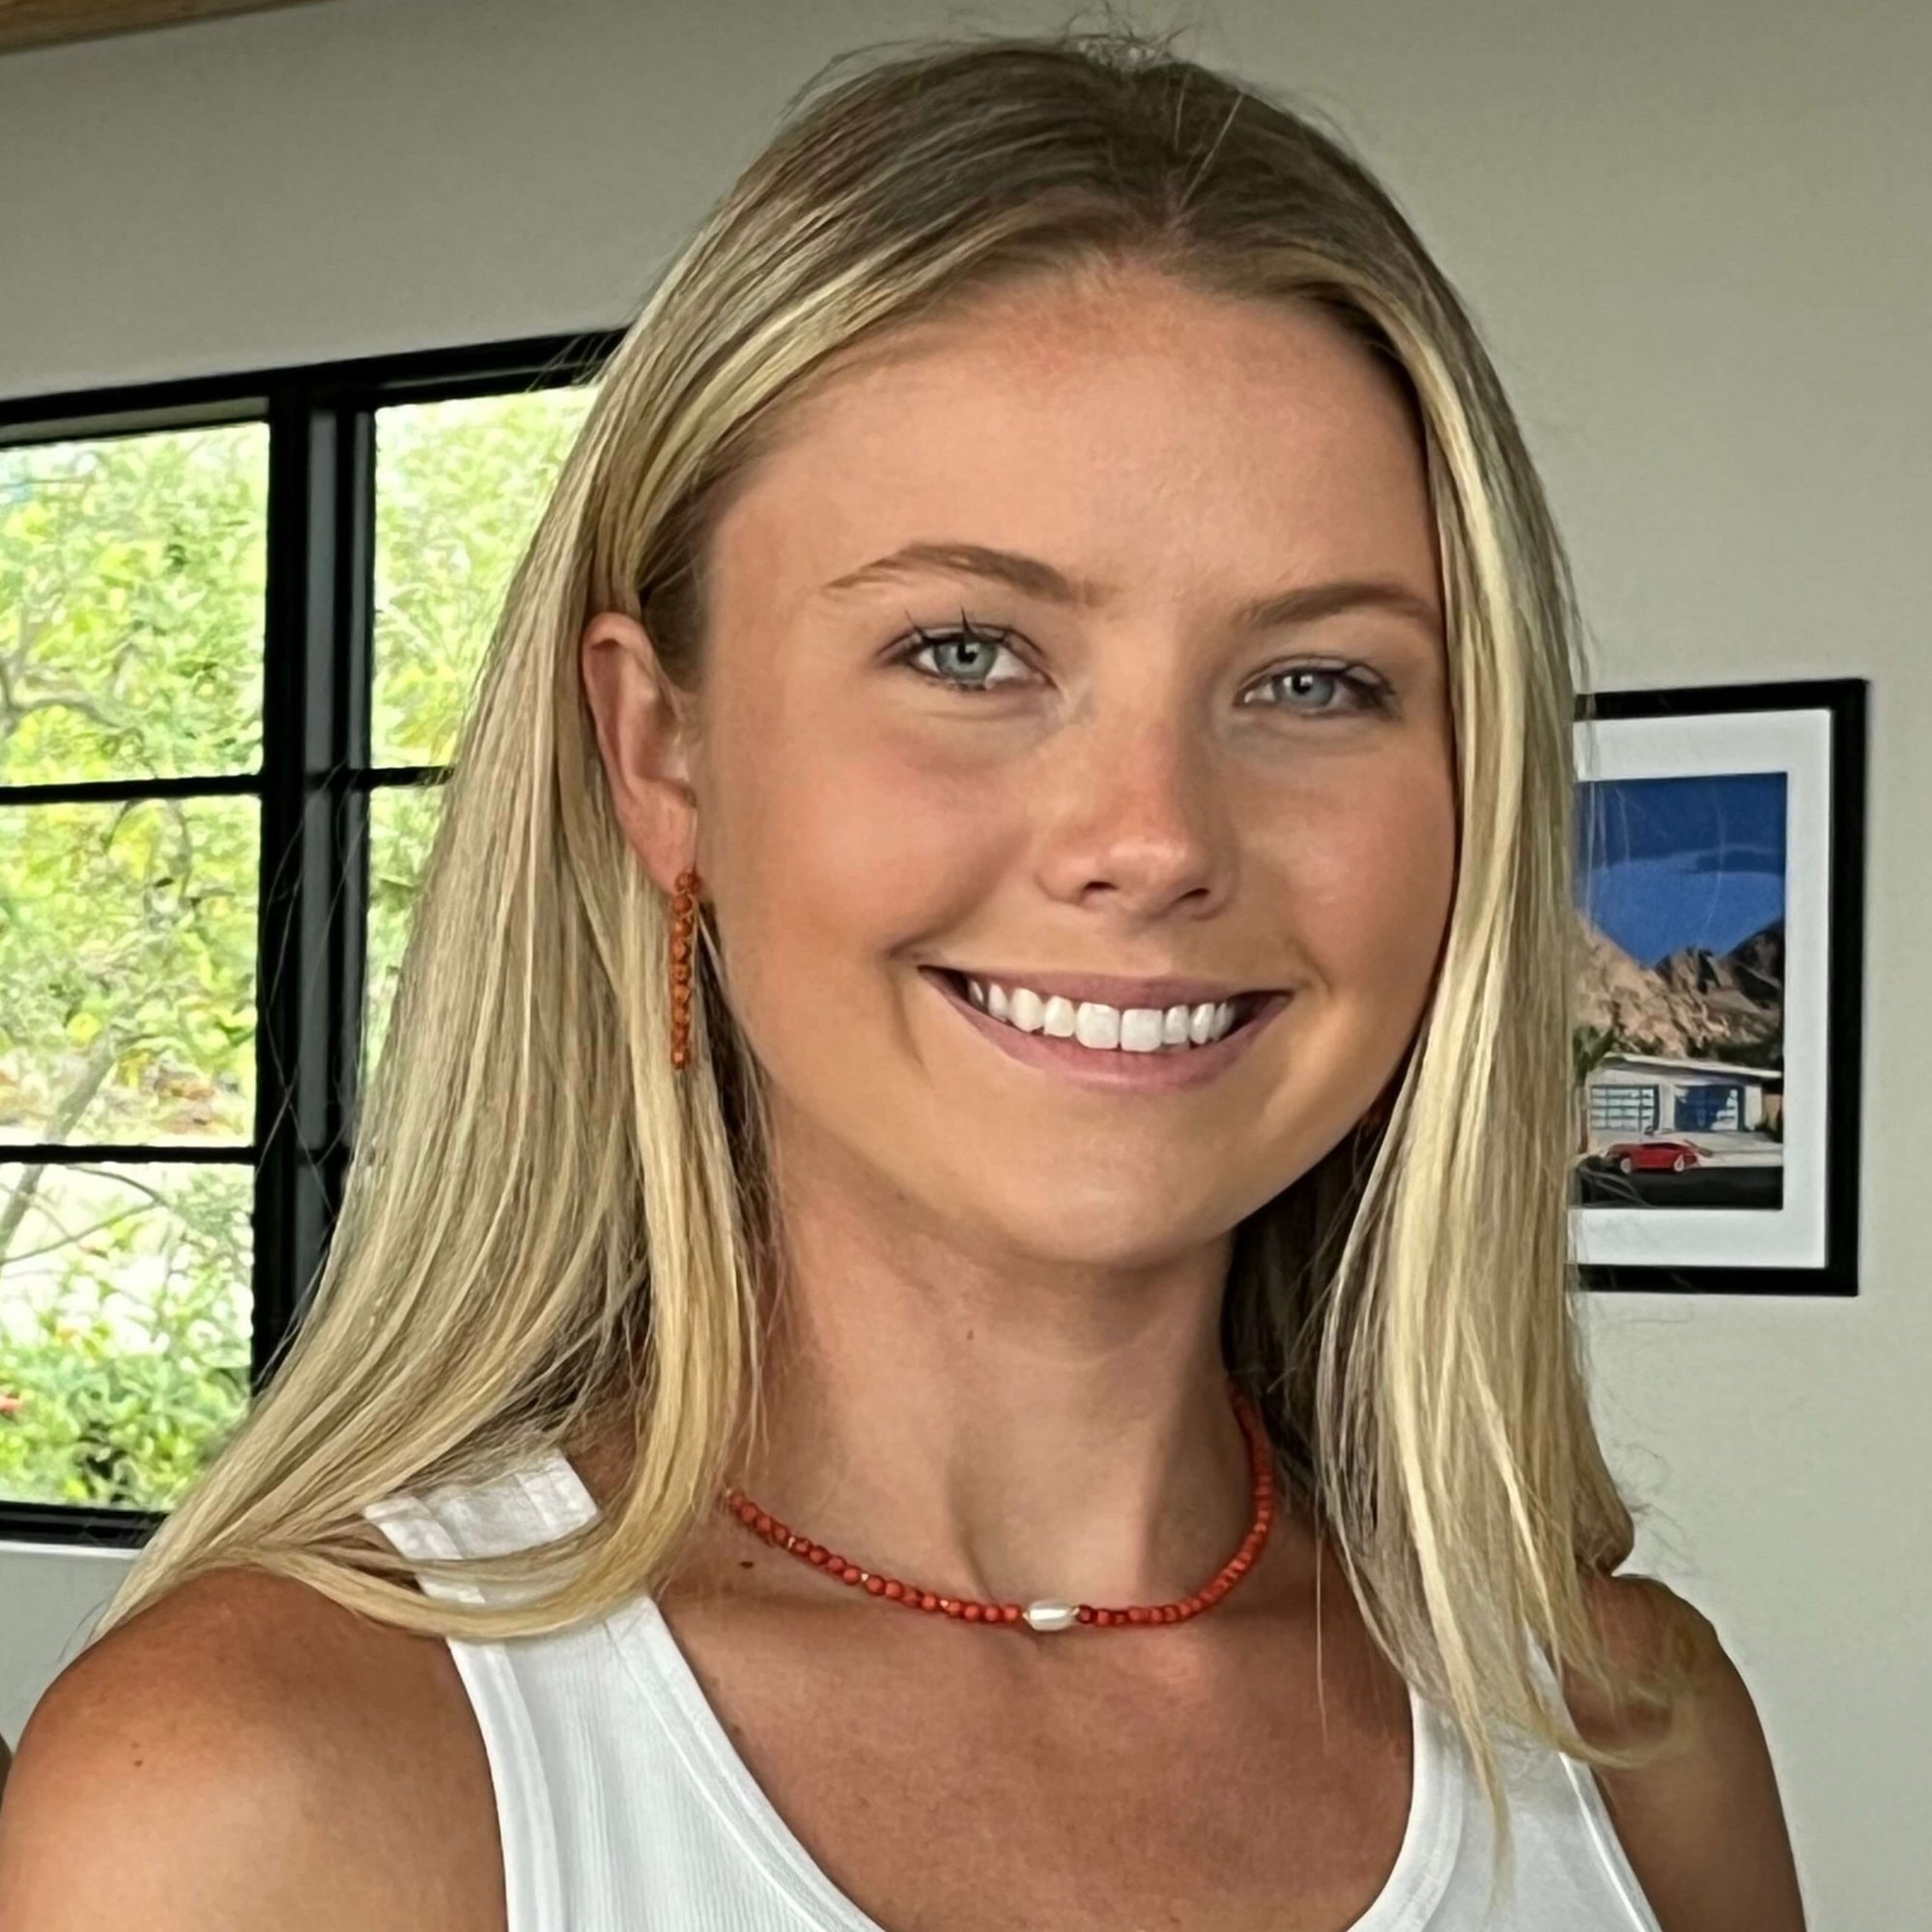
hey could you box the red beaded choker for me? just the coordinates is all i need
[724,1378,1276,1633]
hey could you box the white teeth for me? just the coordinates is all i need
[951,974,1251,1054]
[1074,1002,1121,1049]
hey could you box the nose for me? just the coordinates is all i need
[1032,702,1231,922]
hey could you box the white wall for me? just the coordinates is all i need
[3,0,1925,1918]
[0,1545,130,1751]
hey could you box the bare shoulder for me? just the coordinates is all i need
[0,1562,504,1931]
[1564,1572,1806,1932]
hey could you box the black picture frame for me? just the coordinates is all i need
[1570,678,1867,1295]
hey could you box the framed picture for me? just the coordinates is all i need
[1569,678,1867,1294]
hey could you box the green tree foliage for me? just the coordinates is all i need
[362,388,594,1084]
[0,426,267,789]
[0,1164,252,1508]
[0,384,592,1511]
[372,389,595,769]
[1571,1021,1620,1154]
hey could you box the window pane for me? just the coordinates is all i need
[0,424,269,786]
[0,795,258,1148]
[0,1159,253,1510]
[361,780,445,1093]
[373,386,596,770]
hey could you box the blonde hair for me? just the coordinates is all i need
[96,20,1692,1889]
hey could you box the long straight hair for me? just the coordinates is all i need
[96,22,1691,1884]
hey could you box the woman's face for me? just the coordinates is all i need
[669,265,1454,1267]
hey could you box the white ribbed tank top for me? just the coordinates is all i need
[362,1452,1663,1932]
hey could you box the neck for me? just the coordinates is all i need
[726,1137,1270,1612]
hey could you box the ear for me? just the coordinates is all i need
[579,610,697,895]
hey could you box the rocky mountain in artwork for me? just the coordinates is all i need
[1572,913,1784,1069]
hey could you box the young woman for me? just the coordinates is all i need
[0,28,1804,1932]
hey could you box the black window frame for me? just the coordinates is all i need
[0,329,620,1548]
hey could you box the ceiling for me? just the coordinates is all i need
[0,0,331,55]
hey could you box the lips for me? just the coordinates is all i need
[920,965,1291,1092]
[933,968,1266,1042]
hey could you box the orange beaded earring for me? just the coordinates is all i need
[669,866,699,1072]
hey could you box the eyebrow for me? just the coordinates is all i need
[820,540,1440,637]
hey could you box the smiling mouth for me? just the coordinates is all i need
[926,967,1275,1054]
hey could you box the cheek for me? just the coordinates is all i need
[1265,754,1457,1022]
[702,699,1012,1051]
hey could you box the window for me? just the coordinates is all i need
[1677,1083,1742,1132]
[0,338,611,1544]
[1587,1083,1659,1135]
[363,389,596,1086]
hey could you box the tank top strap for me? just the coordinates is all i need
[1517,1634,1664,1931]
[362,1450,598,1586]
[360,1453,598,1932]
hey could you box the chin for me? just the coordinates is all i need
[957,1174,1253,1272]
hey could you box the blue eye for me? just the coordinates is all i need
[1241,666,1390,716]
[894,620,1028,694]
[891,618,1391,717]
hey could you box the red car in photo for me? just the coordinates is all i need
[1602,1139,1704,1174]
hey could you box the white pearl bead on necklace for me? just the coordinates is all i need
[1023,1599,1078,1632]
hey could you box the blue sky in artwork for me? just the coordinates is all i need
[1575,772,1787,966]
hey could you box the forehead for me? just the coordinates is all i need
[711,267,1436,618]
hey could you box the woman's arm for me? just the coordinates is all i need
[0,1568,504,1931]
[1571,1574,1806,1932]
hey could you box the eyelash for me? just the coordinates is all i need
[889,616,1394,717]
